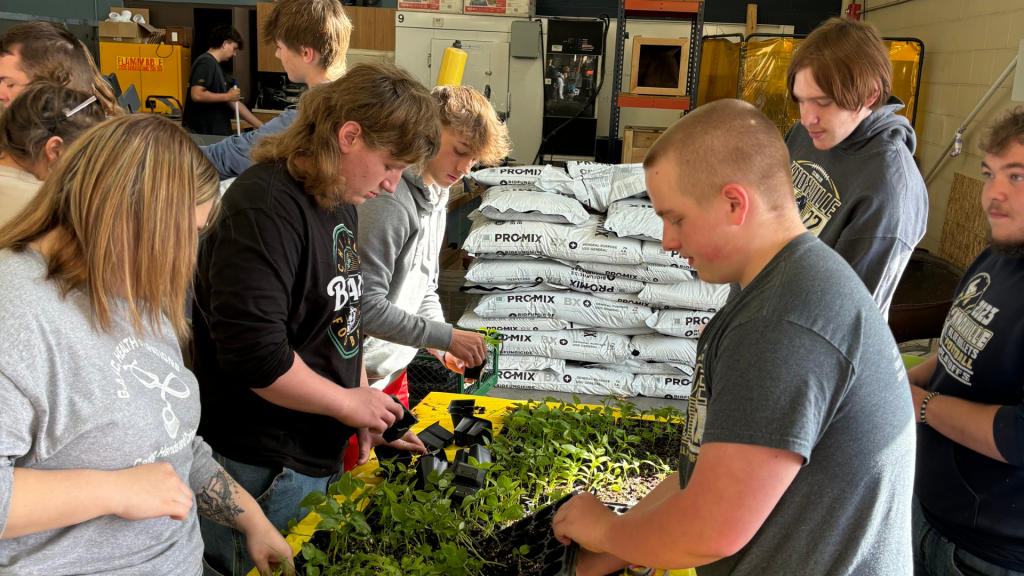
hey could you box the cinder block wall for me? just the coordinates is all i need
[866,0,1023,251]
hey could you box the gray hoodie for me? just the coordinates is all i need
[358,169,452,383]
[785,96,928,316]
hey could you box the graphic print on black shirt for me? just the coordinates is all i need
[791,160,841,237]
[937,272,999,385]
[683,352,707,464]
[328,223,362,359]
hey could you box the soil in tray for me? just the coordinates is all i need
[592,474,663,504]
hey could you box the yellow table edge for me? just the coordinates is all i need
[246,392,695,576]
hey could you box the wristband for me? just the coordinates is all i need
[920,392,941,425]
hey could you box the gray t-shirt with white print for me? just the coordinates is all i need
[0,249,219,575]
[680,233,915,576]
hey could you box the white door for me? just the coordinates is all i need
[429,38,510,116]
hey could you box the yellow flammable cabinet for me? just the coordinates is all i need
[99,42,191,115]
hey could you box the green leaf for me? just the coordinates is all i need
[298,490,326,510]
[315,517,339,531]
[519,545,531,555]
[611,484,621,492]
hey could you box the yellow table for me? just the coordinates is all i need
[246,392,695,576]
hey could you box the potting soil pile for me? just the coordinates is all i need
[460,162,731,400]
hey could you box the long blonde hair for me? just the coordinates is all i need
[0,115,218,339]
[252,61,441,209]
[433,85,510,167]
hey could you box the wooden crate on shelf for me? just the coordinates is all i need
[622,125,666,164]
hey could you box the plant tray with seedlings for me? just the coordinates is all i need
[291,396,682,576]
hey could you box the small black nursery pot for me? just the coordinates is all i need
[373,445,412,478]
[414,452,449,490]
[448,399,476,427]
[453,415,493,447]
[418,422,455,452]
[381,394,419,443]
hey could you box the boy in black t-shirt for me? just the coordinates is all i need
[191,61,442,576]
[552,99,914,576]
[182,25,263,136]
[909,109,1024,575]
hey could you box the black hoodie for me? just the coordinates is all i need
[786,96,928,316]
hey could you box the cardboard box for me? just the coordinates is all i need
[398,0,462,13]
[165,26,193,47]
[99,8,162,44]
[463,0,535,17]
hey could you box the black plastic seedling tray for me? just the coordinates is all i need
[479,492,580,576]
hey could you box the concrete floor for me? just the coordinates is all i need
[485,387,689,411]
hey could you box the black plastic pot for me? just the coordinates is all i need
[414,453,449,490]
[373,445,413,478]
[418,422,455,452]
[453,415,493,447]
[454,444,492,467]
[382,394,419,443]
[463,355,487,381]
[448,399,476,427]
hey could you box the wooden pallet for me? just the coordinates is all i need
[621,125,667,164]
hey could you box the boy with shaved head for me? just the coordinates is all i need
[552,99,915,576]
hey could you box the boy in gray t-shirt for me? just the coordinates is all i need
[552,99,915,576]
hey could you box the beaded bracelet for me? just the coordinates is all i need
[920,391,941,425]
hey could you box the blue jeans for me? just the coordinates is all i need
[201,451,342,576]
[914,498,1024,576]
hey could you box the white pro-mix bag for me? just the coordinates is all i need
[466,259,644,294]
[502,355,566,373]
[642,241,693,268]
[631,333,698,365]
[497,364,637,396]
[478,186,589,225]
[588,359,686,375]
[469,165,559,187]
[645,309,716,339]
[464,215,644,265]
[474,291,654,329]
[634,373,692,399]
[573,260,695,284]
[637,281,730,312]
[577,325,656,336]
[462,283,566,294]
[497,329,633,363]
[589,291,659,308]
[605,198,663,242]
[538,162,648,211]
[457,310,572,332]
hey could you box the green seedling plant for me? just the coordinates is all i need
[289,396,684,575]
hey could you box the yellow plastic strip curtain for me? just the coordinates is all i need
[888,40,922,127]
[733,38,921,137]
[697,38,741,107]
[739,38,803,136]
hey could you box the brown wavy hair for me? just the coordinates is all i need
[0,22,121,116]
[252,60,441,209]
[0,115,219,339]
[786,17,892,112]
[261,0,352,80]
[0,83,105,168]
[433,85,510,167]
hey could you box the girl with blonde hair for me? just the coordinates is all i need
[0,115,292,576]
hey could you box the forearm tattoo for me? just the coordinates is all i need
[196,468,245,529]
